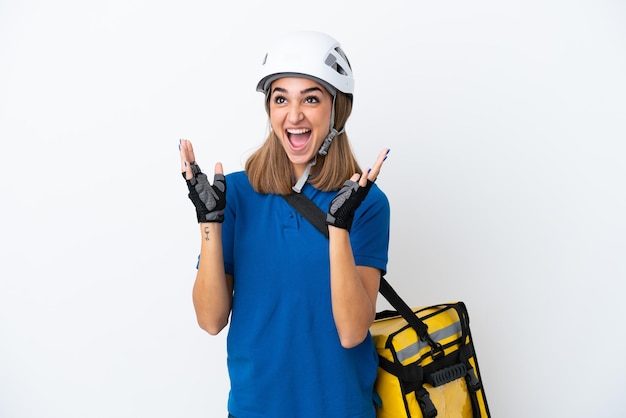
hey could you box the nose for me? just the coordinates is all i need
[287,103,304,123]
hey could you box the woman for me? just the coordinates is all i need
[180,30,390,418]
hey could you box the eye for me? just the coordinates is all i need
[305,95,320,104]
[273,95,286,104]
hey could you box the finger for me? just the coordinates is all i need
[187,140,196,163]
[182,139,197,163]
[179,139,194,179]
[367,148,390,181]
[359,169,370,187]
[179,141,189,178]
[349,173,360,182]
[179,139,188,173]
[214,162,224,175]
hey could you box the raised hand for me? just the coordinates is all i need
[326,148,389,231]
[179,139,226,223]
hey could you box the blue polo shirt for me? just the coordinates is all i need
[221,171,389,418]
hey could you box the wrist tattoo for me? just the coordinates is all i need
[204,226,210,241]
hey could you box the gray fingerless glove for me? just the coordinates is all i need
[182,162,226,223]
[326,179,373,231]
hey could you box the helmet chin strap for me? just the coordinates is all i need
[292,95,342,193]
[292,155,318,193]
[317,126,342,156]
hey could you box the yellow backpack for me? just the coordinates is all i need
[370,279,490,418]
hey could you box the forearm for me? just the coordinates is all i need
[328,226,378,348]
[192,222,232,335]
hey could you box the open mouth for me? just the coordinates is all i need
[286,128,312,151]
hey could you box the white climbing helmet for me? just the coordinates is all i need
[256,31,354,96]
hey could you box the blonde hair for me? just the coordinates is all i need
[246,92,361,195]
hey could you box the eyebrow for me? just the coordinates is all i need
[271,86,324,95]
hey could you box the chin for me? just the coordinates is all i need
[288,154,315,165]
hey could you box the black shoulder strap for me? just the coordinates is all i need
[281,193,430,339]
[378,276,429,339]
[282,192,329,238]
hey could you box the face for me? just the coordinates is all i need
[268,77,333,177]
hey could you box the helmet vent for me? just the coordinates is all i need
[328,47,351,76]
[325,54,337,68]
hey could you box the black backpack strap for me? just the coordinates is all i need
[380,279,444,357]
[378,355,424,383]
[282,193,329,238]
[378,277,430,341]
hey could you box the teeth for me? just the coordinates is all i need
[287,128,310,134]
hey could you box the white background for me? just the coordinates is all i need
[1,1,625,417]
